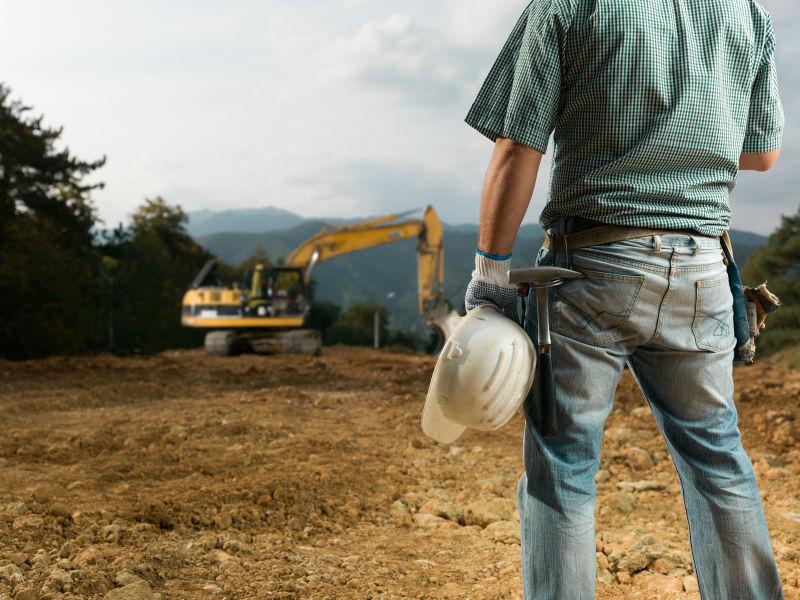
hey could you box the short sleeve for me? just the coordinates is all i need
[465,0,569,154]
[743,15,784,153]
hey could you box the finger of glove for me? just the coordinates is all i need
[465,279,518,312]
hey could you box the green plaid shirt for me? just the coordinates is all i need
[465,0,784,236]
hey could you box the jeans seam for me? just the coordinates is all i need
[626,364,706,599]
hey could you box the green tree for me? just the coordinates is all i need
[742,206,800,355]
[0,84,106,358]
[307,301,340,343]
[327,302,388,346]
[104,198,211,353]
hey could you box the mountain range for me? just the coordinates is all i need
[188,208,768,338]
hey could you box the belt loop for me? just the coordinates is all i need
[690,235,701,255]
[652,234,662,253]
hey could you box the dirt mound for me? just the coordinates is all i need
[0,347,799,599]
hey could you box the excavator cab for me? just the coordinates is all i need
[241,264,308,318]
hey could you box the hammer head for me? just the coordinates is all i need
[508,266,585,287]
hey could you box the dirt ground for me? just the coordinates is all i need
[1,347,800,600]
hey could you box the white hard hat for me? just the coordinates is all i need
[422,304,536,444]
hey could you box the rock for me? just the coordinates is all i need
[114,572,142,586]
[463,497,514,527]
[478,475,507,496]
[5,502,30,516]
[616,571,631,584]
[600,491,636,515]
[0,565,22,581]
[13,589,37,600]
[31,550,50,568]
[605,426,636,445]
[682,575,699,592]
[631,406,650,419]
[638,573,684,592]
[783,512,800,524]
[770,421,798,447]
[103,581,156,600]
[596,552,609,571]
[70,569,84,583]
[418,498,462,523]
[481,521,520,545]
[597,569,614,585]
[41,568,71,593]
[413,513,458,530]
[617,480,666,492]
[389,500,413,527]
[202,584,222,595]
[100,524,122,544]
[649,557,677,575]
[623,447,653,471]
[594,469,611,483]
[206,550,236,566]
[610,536,660,574]
[48,504,72,520]
[222,540,252,554]
[73,547,106,567]
[11,515,43,530]
[187,533,221,551]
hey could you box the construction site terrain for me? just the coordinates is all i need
[1,347,800,600]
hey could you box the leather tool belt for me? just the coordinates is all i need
[544,216,705,252]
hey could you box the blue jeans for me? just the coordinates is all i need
[518,234,783,599]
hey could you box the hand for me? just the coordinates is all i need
[465,251,520,323]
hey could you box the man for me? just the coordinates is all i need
[463,1,785,598]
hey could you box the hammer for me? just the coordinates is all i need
[508,266,585,437]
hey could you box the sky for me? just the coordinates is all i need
[2,0,797,233]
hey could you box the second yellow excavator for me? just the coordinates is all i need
[181,206,460,355]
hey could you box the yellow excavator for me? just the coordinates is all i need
[181,206,460,356]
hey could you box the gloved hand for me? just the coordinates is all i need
[465,250,520,323]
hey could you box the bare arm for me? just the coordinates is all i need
[739,149,781,172]
[478,138,544,256]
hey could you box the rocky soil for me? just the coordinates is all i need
[1,347,799,599]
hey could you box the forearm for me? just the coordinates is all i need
[739,149,781,172]
[478,138,544,256]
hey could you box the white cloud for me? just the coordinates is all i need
[320,14,476,105]
[442,0,525,49]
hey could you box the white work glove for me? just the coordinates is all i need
[464,250,520,323]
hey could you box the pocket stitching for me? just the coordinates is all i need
[553,270,645,346]
[692,276,732,352]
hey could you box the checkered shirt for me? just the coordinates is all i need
[465,0,785,237]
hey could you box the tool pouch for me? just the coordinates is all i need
[720,241,754,364]
[720,239,781,365]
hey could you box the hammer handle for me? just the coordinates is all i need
[537,351,558,437]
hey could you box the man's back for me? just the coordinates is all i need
[466,0,783,236]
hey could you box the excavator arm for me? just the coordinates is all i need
[285,206,445,315]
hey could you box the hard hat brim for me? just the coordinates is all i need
[421,384,467,445]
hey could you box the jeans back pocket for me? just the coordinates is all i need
[552,268,645,347]
[692,276,735,352]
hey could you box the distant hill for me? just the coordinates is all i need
[192,217,767,339]
[186,206,307,237]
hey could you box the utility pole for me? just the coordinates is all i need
[373,309,380,349]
